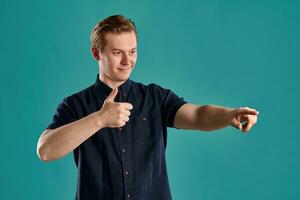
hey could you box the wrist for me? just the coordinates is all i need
[90,111,105,130]
[225,108,234,126]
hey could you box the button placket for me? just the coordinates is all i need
[117,87,133,198]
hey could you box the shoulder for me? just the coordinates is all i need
[62,83,96,106]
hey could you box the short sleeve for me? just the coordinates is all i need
[160,87,187,128]
[46,97,77,130]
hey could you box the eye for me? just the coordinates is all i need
[113,51,121,55]
[130,50,136,55]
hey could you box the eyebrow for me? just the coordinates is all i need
[111,47,137,52]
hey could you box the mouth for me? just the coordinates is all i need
[117,68,130,71]
[117,66,132,71]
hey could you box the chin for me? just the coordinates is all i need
[118,71,132,80]
[121,76,130,81]
[115,74,130,82]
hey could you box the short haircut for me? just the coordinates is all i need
[91,15,137,52]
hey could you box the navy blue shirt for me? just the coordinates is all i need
[47,75,187,200]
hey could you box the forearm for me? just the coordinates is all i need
[197,105,233,131]
[37,112,103,162]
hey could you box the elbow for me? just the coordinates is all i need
[37,145,50,162]
[37,142,54,162]
[37,130,57,162]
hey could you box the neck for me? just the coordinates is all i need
[99,73,126,89]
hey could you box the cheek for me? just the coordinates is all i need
[101,58,113,72]
[132,55,137,63]
[109,56,121,65]
[103,57,118,69]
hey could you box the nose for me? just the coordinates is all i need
[121,54,131,65]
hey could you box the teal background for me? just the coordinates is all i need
[1,0,299,199]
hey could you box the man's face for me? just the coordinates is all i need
[98,31,137,84]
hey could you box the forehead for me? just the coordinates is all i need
[104,32,137,50]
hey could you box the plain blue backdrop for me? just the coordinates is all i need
[0,0,299,199]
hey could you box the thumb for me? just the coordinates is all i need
[231,118,242,130]
[105,86,118,102]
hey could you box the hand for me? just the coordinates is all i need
[228,107,259,133]
[96,86,133,128]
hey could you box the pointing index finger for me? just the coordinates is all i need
[237,107,259,115]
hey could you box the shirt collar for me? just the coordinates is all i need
[94,74,132,97]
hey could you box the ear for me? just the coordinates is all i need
[91,47,101,61]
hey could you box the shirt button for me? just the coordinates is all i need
[142,117,146,121]
[118,127,123,132]
[125,171,129,175]
[127,194,130,198]
[123,93,127,97]
[122,148,126,153]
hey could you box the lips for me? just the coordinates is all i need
[117,67,131,71]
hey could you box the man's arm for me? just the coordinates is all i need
[174,103,259,132]
[37,87,133,162]
[37,113,103,162]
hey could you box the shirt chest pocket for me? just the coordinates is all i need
[131,111,162,144]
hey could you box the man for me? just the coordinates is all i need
[37,15,259,200]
